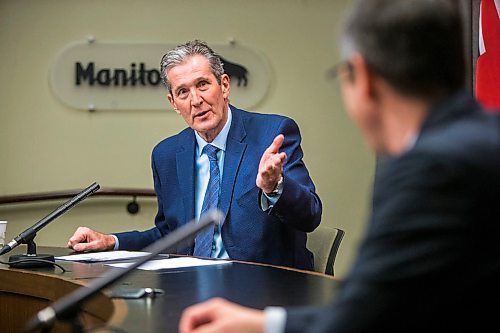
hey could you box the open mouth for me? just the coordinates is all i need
[195,110,210,118]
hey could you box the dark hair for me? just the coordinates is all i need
[341,0,465,98]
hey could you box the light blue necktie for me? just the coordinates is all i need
[193,144,220,257]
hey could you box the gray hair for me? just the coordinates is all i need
[339,0,464,99]
[160,40,225,94]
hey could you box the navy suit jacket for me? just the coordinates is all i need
[115,106,322,270]
[286,92,500,332]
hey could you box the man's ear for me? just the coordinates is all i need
[351,53,377,103]
[168,94,180,114]
[221,74,230,99]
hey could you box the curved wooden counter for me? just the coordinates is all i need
[1,247,339,332]
[0,263,126,333]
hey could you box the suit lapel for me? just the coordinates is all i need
[176,130,196,223]
[219,108,247,222]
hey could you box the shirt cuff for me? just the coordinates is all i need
[260,186,283,211]
[111,234,119,250]
[264,307,287,333]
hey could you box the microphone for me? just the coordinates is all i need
[0,182,100,265]
[24,209,223,333]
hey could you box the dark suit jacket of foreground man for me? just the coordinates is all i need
[115,106,322,270]
[286,91,500,332]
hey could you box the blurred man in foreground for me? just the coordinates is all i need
[179,0,500,332]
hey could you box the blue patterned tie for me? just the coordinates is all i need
[193,144,220,257]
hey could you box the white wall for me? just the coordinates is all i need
[0,0,374,277]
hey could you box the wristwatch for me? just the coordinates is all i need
[266,175,284,197]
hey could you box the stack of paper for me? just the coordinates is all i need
[107,257,231,271]
[55,251,152,262]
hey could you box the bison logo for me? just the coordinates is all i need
[220,57,248,87]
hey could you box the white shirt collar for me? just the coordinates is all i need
[195,106,232,156]
[406,132,419,151]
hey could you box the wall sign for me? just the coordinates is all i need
[50,39,272,111]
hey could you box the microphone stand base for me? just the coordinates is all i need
[8,254,55,268]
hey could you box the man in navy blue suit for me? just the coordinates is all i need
[68,40,322,270]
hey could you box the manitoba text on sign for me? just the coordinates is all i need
[50,40,272,111]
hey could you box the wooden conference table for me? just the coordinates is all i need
[0,247,339,332]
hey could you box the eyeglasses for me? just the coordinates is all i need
[326,61,353,80]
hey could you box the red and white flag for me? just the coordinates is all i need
[476,0,500,110]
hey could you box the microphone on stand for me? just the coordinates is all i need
[24,209,223,333]
[0,182,100,268]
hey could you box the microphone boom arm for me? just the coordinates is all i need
[0,182,100,256]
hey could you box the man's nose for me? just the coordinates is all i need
[190,89,203,106]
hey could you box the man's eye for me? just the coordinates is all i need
[177,89,188,97]
[198,81,209,88]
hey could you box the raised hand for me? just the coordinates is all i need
[256,134,287,194]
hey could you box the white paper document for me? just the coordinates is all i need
[107,257,231,270]
[55,251,152,262]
